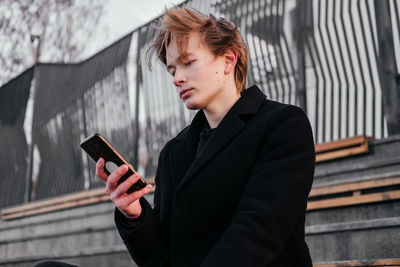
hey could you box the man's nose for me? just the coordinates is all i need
[173,68,186,87]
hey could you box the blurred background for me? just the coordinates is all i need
[1,0,400,266]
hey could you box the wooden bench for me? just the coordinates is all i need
[1,177,155,220]
[314,258,400,266]
[5,175,399,218]
[315,135,372,163]
[307,176,400,211]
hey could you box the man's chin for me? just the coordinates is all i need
[184,101,202,110]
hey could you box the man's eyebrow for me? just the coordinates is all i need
[167,52,194,70]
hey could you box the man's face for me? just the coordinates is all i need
[166,32,227,110]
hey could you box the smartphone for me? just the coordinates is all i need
[80,133,146,193]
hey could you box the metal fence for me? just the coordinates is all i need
[301,0,395,142]
[0,0,399,208]
[0,67,33,208]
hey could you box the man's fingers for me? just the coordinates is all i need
[105,164,129,194]
[95,158,108,182]
[112,172,141,199]
[119,184,153,208]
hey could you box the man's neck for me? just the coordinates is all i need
[203,86,241,129]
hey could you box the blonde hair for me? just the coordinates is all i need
[147,7,249,92]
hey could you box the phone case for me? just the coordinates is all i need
[80,133,146,193]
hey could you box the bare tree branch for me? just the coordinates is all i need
[0,0,107,86]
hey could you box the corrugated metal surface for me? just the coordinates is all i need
[0,67,33,208]
[0,0,399,207]
[30,33,134,201]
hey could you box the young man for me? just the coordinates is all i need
[35,6,315,267]
[99,7,315,267]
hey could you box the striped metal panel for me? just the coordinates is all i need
[0,0,399,207]
[30,34,134,201]
[0,67,33,208]
[303,0,386,143]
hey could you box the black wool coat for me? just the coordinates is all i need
[115,85,315,267]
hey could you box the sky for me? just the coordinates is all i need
[83,0,185,58]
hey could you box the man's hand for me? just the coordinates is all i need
[96,158,152,219]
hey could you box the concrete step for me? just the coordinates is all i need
[306,216,400,262]
[0,201,136,266]
[306,200,400,226]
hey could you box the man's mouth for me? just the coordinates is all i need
[180,88,193,98]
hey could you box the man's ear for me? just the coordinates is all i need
[224,48,238,75]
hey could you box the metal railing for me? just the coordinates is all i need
[0,0,399,208]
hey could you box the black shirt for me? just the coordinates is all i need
[196,126,216,157]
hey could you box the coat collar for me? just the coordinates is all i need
[169,85,266,193]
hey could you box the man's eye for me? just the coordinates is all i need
[184,60,194,67]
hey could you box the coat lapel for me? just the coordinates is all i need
[175,111,245,194]
[170,85,267,194]
[168,111,205,189]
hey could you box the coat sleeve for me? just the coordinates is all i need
[201,105,315,266]
[114,147,168,266]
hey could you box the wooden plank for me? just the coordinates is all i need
[309,177,400,197]
[1,188,106,215]
[315,136,367,153]
[314,258,400,266]
[307,190,400,211]
[1,177,156,220]
[2,195,111,220]
[316,141,369,162]
[371,259,400,266]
